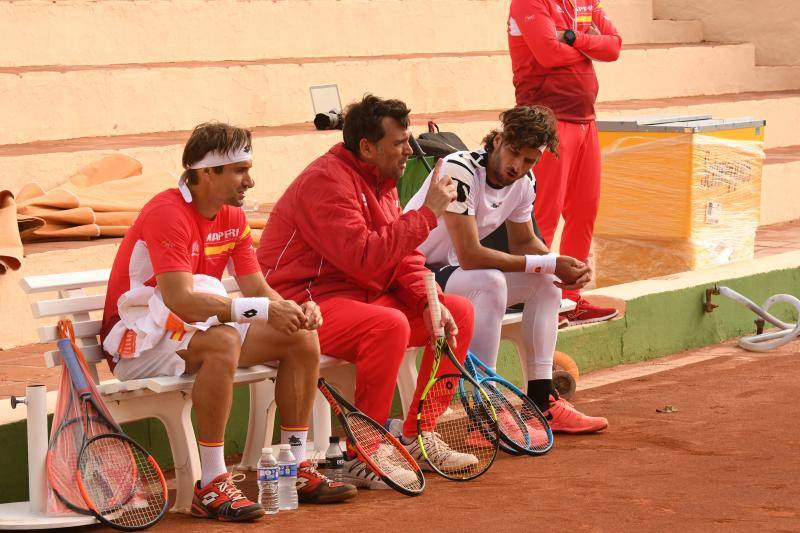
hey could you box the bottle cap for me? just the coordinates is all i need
[279,443,290,450]
[261,447,273,454]
[329,436,340,444]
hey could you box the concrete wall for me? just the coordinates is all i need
[654,0,800,66]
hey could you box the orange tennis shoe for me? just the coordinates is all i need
[544,397,608,434]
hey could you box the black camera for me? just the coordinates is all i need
[314,110,344,131]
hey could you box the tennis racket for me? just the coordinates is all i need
[317,378,425,496]
[47,369,116,515]
[464,352,553,456]
[416,273,499,481]
[50,320,168,531]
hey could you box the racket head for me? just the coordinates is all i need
[344,412,425,496]
[77,433,168,531]
[481,378,553,456]
[318,378,425,496]
[48,412,117,515]
[417,373,499,481]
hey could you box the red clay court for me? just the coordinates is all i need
[70,338,800,533]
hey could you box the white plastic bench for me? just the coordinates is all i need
[22,269,364,513]
[21,268,572,512]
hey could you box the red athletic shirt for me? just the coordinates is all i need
[100,186,259,366]
[508,0,621,122]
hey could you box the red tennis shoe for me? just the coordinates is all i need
[296,461,357,504]
[191,472,265,522]
[559,298,618,326]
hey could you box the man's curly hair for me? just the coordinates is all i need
[482,106,559,158]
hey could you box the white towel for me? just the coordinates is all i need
[103,274,227,362]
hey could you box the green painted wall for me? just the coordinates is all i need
[557,267,800,372]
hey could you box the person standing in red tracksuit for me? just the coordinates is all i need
[508,0,622,325]
[257,95,479,489]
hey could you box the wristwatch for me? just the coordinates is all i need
[564,29,577,46]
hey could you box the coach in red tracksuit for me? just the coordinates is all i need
[258,95,478,486]
[508,0,621,325]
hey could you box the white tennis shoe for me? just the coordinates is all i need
[341,457,389,490]
[404,431,479,473]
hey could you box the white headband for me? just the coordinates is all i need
[538,144,548,153]
[187,147,252,170]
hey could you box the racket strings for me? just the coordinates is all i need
[49,412,117,512]
[348,414,424,492]
[501,388,551,452]
[489,382,552,453]
[78,436,166,529]
[418,376,497,480]
[483,382,529,447]
[49,418,85,510]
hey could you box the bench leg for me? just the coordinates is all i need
[311,388,332,454]
[107,391,200,514]
[501,321,529,384]
[160,395,201,514]
[238,378,276,471]
[396,348,420,415]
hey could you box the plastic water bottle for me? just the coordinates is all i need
[323,436,344,483]
[256,447,279,514]
[277,444,298,510]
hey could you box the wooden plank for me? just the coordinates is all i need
[21,269,110,294]
[45,344,105,368]
[38,320,101,343]
[33,294,105,318]
[144,365,277,393]
[500,298,576,326]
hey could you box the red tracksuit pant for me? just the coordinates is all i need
[533,119,601,301]
[316,293,474,437]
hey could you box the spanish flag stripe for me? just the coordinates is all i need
[239,225,251,240]
[204,241,237,256]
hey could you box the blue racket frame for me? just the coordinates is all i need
[461,352,554,456]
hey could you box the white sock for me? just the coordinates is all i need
[281,427,308,464]
[198,441,227,487]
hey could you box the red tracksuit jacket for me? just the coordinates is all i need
[508,0,622,122]
[257,143,439,314]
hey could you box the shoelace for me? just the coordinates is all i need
[424,432,457,461]
[215,473,248,502]
[301,463,333,482]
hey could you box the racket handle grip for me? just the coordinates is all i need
[58,338,91,398]
[424,272,444,338]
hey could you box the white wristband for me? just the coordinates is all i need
[231,297,270,323]
[524,254,557,274]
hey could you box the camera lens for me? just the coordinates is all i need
[314,111,343,131]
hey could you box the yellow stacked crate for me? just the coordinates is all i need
[594,116,765,287]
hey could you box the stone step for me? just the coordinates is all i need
[0,0,701,68]
[3,42,798,145]
[3,90,797,202]
[762,146,800,226]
